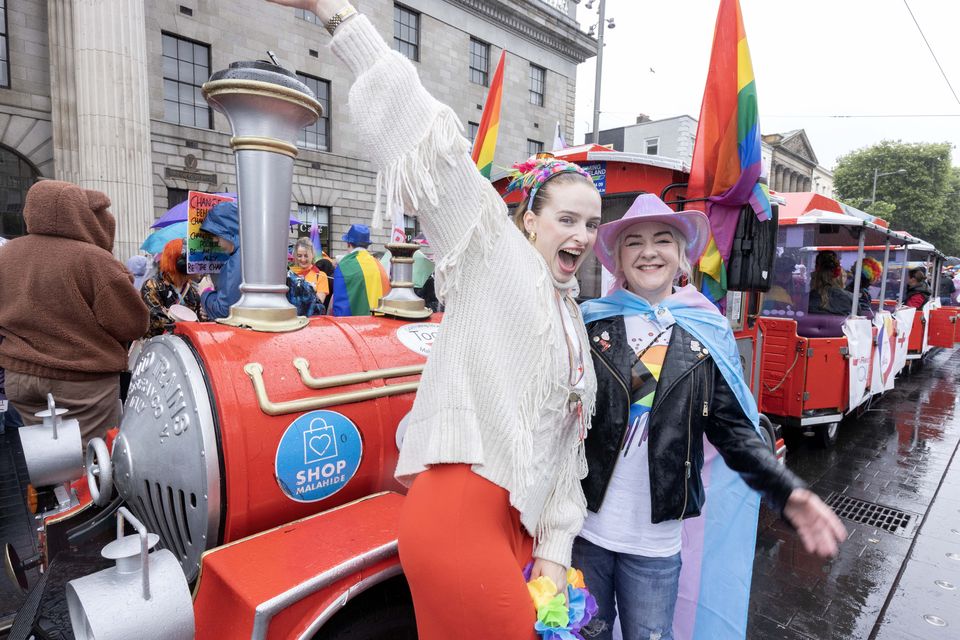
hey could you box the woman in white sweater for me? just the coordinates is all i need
[269,2,601,637]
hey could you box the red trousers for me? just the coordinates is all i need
[398,464,536,640]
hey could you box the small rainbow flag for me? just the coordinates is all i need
[471,50,506,179]
[688,0,772,305]
[330,251,391,316]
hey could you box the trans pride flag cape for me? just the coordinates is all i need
[330,250,390,316]
[688,0,772,306]
[581,285,762,639]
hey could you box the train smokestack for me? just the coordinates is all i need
[202,61,321,332]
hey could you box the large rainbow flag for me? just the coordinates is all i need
[470,50,506,178]
[330,251,391,316]
[688,0,772,305]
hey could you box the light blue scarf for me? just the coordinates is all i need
[580,285,759,429]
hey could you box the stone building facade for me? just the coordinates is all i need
[0,0,594,259]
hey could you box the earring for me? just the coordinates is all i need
[529,231,538,244]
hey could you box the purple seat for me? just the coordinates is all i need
[796,314,847,338]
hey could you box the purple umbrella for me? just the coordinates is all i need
[151,192,300,228]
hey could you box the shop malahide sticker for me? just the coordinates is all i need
[275,410,363,502]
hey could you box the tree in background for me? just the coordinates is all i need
[833,141,960,255]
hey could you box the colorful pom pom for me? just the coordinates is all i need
[503,155,593,207]
[525,563,597,640]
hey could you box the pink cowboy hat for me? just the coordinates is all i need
[594,193,711,272]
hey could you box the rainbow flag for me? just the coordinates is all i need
[330,250,391,316]
[688,0,772,305]
[471,50,506,178]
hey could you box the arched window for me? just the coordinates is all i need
[0,146,40,239]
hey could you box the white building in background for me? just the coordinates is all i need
[594,117,836,198]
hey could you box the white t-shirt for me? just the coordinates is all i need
[580,313,682,557]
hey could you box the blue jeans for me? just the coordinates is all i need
[572,536,681,640]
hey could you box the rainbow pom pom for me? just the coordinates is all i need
[524,563,599,639]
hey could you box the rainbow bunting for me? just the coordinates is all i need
[688,0,772,305]
[471,50,506,178]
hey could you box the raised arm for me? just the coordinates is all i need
[267,0,507,266]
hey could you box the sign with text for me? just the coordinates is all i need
[579,161,607,194]
[186,191,234,275]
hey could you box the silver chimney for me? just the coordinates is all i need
[202,61,321,332]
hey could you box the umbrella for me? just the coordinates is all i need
[141,221,187,253]
[151,192,300,228]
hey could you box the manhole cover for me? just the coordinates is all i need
[824,493,921,538]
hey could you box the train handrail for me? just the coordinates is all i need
[292,358,423,390]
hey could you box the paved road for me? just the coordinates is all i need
[748,347,960,639]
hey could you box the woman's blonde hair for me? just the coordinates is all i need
[294,237,316,262]
[511,171,595,238]
[612,223,692,284]
[811,250,843,308]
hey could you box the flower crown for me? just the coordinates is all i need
[504,154,593,209]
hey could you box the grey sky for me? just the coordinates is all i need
[573,0,960,169]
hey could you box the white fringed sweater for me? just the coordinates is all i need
[331,16,597,567]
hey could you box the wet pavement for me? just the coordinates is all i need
[748,347,960,639]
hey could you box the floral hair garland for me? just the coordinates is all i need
[524,562,599,639]
[504,155,593,210]
[861,257,882,283]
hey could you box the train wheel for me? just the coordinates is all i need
[311,576,417,640]
[813,421,839,448]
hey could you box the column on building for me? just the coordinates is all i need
[50,0,154,260]
[774,164,784,192]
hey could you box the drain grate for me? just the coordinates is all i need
[824,493,920,538]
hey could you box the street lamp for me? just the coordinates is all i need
[580,0,615,143]
[870,168,907,206]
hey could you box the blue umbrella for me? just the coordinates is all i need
[141,221,188,253]
[151,193,300,228]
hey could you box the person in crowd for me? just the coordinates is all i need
[269,2,602,637]
[0,180,149,444]
[763,257,798,312]
[938,268,956,307]
[314,252,336,308]
[903,267,931,309]
[844,256,881,318]
[808,250,854,315]
[140,238,207,338]
[200,200,241,320]
[412,233,440,312]
[329,223,391,316]
[577,194,847,640]
[290,237,330,303]
[126,254,151,292]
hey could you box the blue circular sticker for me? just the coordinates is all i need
[274,410,363,502]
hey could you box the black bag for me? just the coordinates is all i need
[726,202,779,292]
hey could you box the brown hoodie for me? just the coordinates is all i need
[0,180,149,381]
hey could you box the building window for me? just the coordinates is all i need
[296,72,331,152]
[645,137,659,155]
[404,214,419,241]
[469,38,489,86]
[167,188,188,210]
[294,8,321,25]
[162,33,212,128]
[0,146,39,239]
[394,4,420,62]
[0,0,9,88]
[527,139,544,156]
[529,64,545,106]
[467,121,479,144]
[296,204,332,254]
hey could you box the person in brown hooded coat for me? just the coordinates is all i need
[0,180,149,443]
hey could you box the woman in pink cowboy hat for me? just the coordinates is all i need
[576,194,847,640]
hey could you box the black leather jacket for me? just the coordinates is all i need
[584,316,804,523]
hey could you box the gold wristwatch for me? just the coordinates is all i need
[325,5,358,35]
